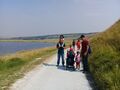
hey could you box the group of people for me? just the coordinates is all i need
[56,35,91,73]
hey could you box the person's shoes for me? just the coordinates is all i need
[82,70,90,74]
[82,71,86,73]
[62,64,65,67]
[80,69,84,71]
[73,67,76,71]
[56,64,59,67]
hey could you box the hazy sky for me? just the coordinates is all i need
[0,0,120,37]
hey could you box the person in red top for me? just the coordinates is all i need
[80,35,89,73]
[76,39,81,51]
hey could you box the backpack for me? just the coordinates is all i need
[88,45,92,54]
[68,50,74,58]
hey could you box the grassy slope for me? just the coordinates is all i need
[89,20,120,90]
[0,47,56,90]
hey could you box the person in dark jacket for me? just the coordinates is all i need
[56,35,66,66]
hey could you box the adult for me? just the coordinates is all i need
[56,35,66,66]
[80,35,90,73]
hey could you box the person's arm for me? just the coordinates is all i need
[80,43,82,53]
[84,42,89,56]
[56,43,59,49]
[63,43,66,49]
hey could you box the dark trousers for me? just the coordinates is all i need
[57,53,64,65]
[82,55,89,71]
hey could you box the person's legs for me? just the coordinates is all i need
[66,58,69,67]
[82,55,89,72]
[57,53,60,66]
[76,62,78,69]
[76,62,77,69]
[84,55,89,71]
[61,53,65,66]
[78,63,80,70]
[82,56,86,71]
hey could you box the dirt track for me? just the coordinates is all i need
[10,53,93,90]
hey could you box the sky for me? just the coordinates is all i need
[0,0,120,37]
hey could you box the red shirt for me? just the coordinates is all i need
[76,41,81,49]
[81,40,89,55]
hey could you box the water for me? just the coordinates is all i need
[0,42,55,55]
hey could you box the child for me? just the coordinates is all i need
[66,45,75,68]
[75,51,81,70]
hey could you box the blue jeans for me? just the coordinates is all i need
[57,53,64,65]
[82,55,89,71]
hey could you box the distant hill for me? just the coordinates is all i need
[89,19,120,90]
[7,32,96,40]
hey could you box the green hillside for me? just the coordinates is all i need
[89,20,120,90]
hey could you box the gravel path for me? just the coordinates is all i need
[10,53,93,90]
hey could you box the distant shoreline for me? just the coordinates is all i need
[0,39,56,42]
[0,41,55,56]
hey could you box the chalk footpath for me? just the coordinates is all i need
[10,53,93,90]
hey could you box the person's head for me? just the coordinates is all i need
[59,35,64,42]
[77,39,80,42]
[69,45,73,51]
[59,35,64,39]
[80,34,85,40]
[59,38,64,43]
[69,44,72,48]
[73,39,75,42]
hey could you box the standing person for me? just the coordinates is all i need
[80,35,89,73]
[60,35,64,41]
[76,39,81,51]
[72,39,76,51]
[56,35,66,67]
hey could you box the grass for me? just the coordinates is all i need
[89,20,120,90]
[0,47,57,90]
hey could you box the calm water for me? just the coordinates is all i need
[0,42,55,55]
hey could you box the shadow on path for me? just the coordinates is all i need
[42,63,56,67]
[85,72,98,90]
[43,63,98,90]
[57,66,77,72]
